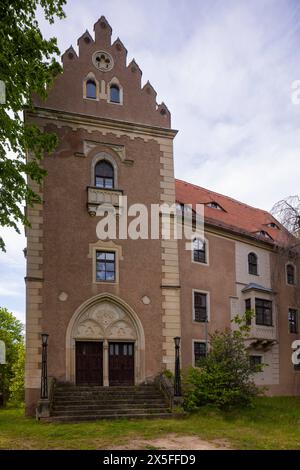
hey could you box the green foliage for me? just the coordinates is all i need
[0,307,24,404]
[184,313,263,410]
[162,369,174,380]
[1,397,300,449]
[9,342,25,406]
[0,0,66,250]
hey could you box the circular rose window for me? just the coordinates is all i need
[92,50,114,72]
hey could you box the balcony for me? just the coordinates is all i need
[244,323,278,351]
[87,186,123,216]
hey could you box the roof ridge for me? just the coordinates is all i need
[175,178,273,218]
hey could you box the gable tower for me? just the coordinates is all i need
[24,16,181,415]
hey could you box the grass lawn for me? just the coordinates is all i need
[1,397,300,450]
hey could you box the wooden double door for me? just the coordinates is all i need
[75,341,134,386]
[76,341,103,385]
[109,342,134,386]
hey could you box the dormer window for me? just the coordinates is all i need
[255,230,273,240]
[267,222,280,229]
[110,84,120,103]
[86,79,97,99]
[206,201,224,211]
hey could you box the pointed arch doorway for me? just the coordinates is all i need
[66,293,145,386]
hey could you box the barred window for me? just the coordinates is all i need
[194,342,207,367]
[194,292,208,322]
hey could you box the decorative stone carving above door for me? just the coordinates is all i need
[66,293,145,385]
[72,300,137,340]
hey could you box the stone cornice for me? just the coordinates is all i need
[25,107,178,140]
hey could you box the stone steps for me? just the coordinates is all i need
[46,383,175,422]
[53,400,166,411]
[53,407,169,417]
[45,413,180,423]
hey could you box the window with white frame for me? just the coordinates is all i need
[193,238,207,264]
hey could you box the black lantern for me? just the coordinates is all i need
[174,336,181,396]
[40,333,49,400]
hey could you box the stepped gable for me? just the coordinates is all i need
[33,16,171,128]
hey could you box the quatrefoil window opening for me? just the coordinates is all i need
[92,50,114,72]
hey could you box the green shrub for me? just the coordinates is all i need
[184,314,264,410]
[162,369,174,380]
[9,342,25,406]
[0,307,24,405]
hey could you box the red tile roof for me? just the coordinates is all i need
[175,179,293,246]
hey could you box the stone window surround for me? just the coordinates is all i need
[88,240,123,285]
[107,77,123,106]
[192,289,211,323]
[242,290,275,326]
[83,72,100,101]
[83,73,123,105]
[91,151,119,188]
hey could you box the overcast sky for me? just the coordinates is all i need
[1,0,300,324]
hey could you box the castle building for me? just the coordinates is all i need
[25,17,300,416]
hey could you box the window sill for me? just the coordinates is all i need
[108,100,123,106]
[94,280,118,285]
[192,260,209,267]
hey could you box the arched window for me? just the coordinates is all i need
[95,160,114,189]
[86,79,97,99]
[287,264,296,285]
[193,238,206,264]
[248,252,258,275]
[110,84,120,103]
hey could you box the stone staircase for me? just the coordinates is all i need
[47,383,175,422]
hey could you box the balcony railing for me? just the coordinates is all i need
[87,186,123,216]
